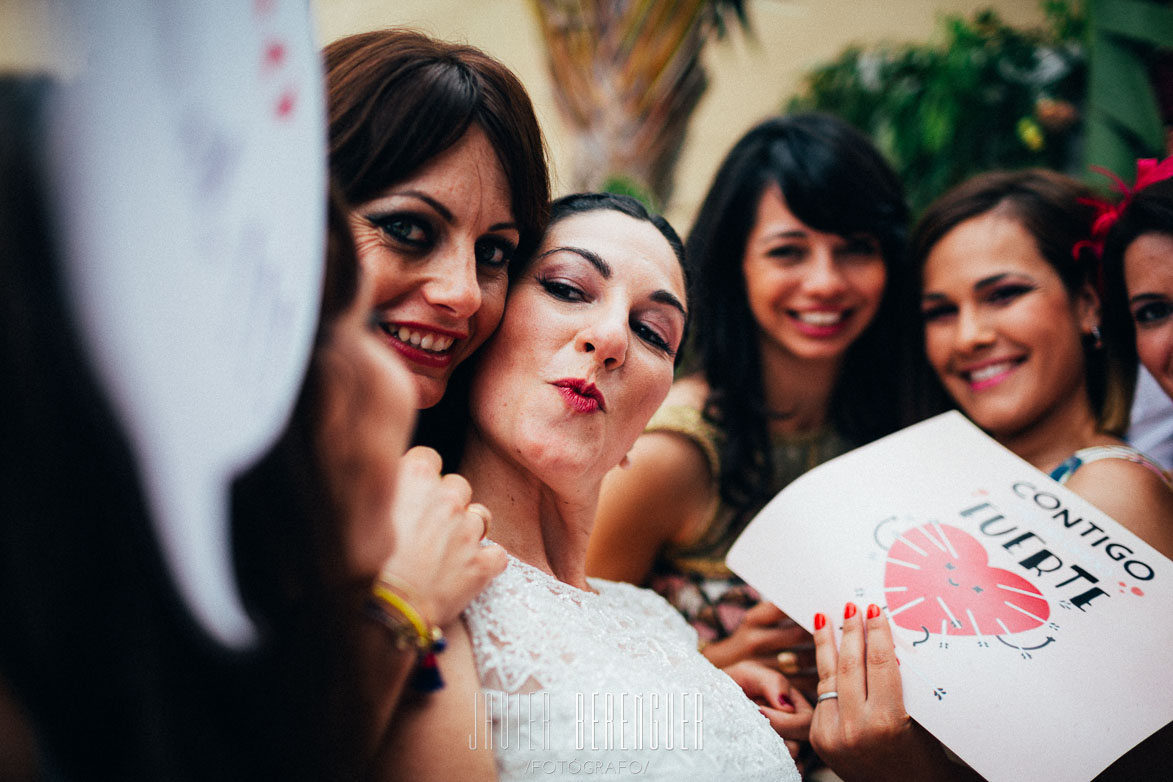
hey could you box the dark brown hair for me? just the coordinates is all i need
[325,28,550,269]
[1102,178,1173,379]
[686,113,920,516]
[910,169,1135,436]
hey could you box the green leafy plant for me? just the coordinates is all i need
[789,2,1086,212]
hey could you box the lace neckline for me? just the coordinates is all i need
[500,551,603,596]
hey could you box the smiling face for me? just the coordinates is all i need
[467,209,687,488]
[1124,232,1173,401]
[348,125,518,409]
[741,184,886,366]
[921,211,1098,439]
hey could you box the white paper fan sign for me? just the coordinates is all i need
[46,0,326,647]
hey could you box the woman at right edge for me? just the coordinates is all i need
[811,170,1173,782]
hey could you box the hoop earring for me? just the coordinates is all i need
[1090,325,1103,350]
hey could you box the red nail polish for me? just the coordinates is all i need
[867,603,881,619]
[778,693,794,708]
[844,602,857,619]
[814,612,826,630]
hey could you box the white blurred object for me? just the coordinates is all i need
[46,0,326,647]
[1128,366,1173,471]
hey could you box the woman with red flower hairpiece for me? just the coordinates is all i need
[1100,160,1173,404]
[808,169,1173,782]
[907,169,1173,556]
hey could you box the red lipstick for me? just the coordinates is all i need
[552,378,606,413]
[376,320,465,369]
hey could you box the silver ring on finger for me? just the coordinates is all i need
[816,691,839,704]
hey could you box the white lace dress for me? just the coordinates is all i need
[463,555,800,781]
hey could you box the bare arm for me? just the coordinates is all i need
[361,447,507,758]
[587,429,715,584]
[371,619,497,781]
[1065,459,1173,560]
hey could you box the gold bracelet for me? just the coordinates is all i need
[364,575,448,692]
[365,576,445,653]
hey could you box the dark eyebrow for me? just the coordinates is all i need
[537,245,685,315]
[973,273,1012,290]
[535,246,612,278]
[923,272,1031,301]
[764,230,808,241]
[387,190,518,235]
[1130,292,1166,305]
[393,190,453,223]
[652,290,687,317]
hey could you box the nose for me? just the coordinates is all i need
[955,304,995,352]
[576,309,628,370]
[422,252,482,319]
[803,249,848,298]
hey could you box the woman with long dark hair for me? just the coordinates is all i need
[587,114,923,700]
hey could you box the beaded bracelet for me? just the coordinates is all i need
[365,575,447,691]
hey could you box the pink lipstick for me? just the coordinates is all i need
[552,378,606,413]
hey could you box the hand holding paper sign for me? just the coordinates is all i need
[727,412,1173,782]
[809,604,982,782]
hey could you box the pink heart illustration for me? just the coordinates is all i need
[884,523,1049,636]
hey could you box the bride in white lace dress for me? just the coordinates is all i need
[385,194,806,781]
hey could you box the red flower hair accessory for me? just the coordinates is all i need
[1074,156,1173,260]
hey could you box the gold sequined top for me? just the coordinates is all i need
[643,404,855,641]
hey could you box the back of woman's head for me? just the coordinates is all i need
[911,168,1133,435]
[325,28,550,265]
[229,187,372,778]
[1,73,254,781]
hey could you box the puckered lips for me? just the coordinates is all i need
[788,307,853,338]
[377,320,464,369]
[551,377,606,414]
[955,355,1026,392]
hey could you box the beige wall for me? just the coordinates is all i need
[312,0,1046,230]
[3,0,1047,229]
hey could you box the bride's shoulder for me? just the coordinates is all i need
[591,578,698,639]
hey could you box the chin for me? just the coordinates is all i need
[958,404,1032,440]
[413,375,449,410]
[786,341,853,363]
